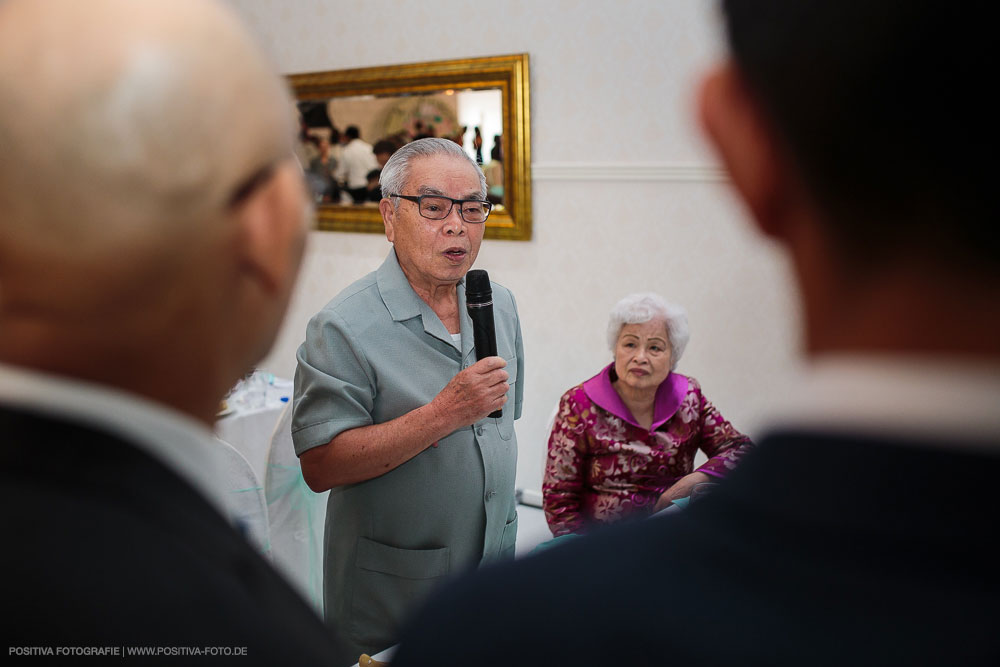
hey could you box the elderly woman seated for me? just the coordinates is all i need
[543,292,752,536]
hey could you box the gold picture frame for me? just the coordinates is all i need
[289,54,532,240]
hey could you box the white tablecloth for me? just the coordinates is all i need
[214,377,292,483]
[212,376,328,613]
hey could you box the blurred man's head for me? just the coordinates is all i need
[699,0,997,356]
[0,0,309,422]
[706,1,991,273]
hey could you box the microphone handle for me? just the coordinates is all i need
[467,302,502,419]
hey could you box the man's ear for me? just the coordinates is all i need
[698,61,788,240]
[233,163,305,294]
[379,197,396,243]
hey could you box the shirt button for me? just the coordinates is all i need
[476,426,484,436]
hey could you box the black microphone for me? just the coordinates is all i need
[465,269,502,419]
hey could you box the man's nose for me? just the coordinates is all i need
[441,204,466,234]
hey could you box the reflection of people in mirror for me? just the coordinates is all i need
[373,139,396,168]
[335,125,379,204]
[306,132,340,203]
[447,125,467,147]
[483,142,503,204]
[472,126,483,164]
[413,120,436,140]
[294,115,319,167]
[364,168,382,203]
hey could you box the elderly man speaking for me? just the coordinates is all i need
[294,137,523,662]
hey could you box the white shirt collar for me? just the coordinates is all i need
[0,362,231,516]
[762,354,1000,448]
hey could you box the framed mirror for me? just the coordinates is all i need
[289,54,532,241]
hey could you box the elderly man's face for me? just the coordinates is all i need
[382,154,485,291]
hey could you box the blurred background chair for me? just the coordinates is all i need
[263,404,328,613]
[213,437,271,557]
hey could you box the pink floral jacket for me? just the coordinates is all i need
[543,364,752,536]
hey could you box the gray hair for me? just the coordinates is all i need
[606,292,689,370]
[380,137,487,204]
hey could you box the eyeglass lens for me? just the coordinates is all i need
[419,196,490,223]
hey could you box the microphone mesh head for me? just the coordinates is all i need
[465,269,492,304]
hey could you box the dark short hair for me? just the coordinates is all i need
[345,125,360,140]
[722,1,994,268]
[373,140,395,156]
[297,101,333,129]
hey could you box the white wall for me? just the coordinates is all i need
[228,0,804,493]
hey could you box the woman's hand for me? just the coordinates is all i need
[652,471,711,512]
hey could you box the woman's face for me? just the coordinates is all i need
[613,320,672,393]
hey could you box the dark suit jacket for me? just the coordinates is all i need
[393,431,1000,666]
[1,406,344,665]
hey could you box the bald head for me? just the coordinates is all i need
[0,0,309,421]
[0,0,293,257]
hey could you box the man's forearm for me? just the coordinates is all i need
[300,356,510,491]
[300,400,461,491]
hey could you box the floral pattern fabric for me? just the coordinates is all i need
[543,370,752,536]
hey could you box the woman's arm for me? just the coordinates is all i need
[693,381,753,477]
[652,471,711,512]
[542,391,589,536]
[652,380,752,510]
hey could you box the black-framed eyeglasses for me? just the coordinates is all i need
[390,193,492,223]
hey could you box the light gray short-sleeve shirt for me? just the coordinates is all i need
[292,248,523,657]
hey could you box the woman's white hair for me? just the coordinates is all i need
[380,137,486,204]
[606,292,689,370]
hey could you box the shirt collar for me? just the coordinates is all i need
[0,362,231,517]
[377,248,422,321]
[582,363,689,431]
[762,354,1000,447]
[378,248,469,320]
[376,248,472,357]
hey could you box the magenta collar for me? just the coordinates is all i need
[582,363,689,431]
